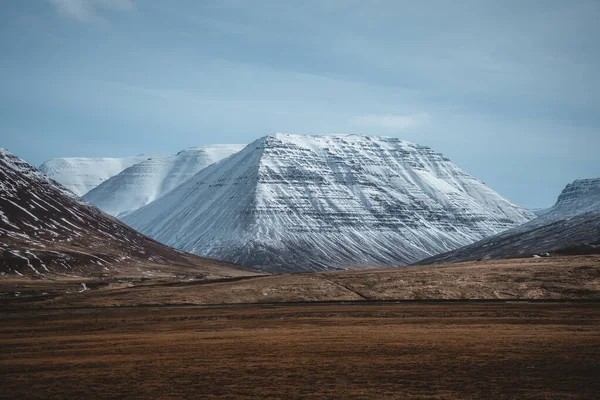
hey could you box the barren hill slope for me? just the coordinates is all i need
[0,148,256,280]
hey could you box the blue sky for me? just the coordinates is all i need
[1,0,599,208]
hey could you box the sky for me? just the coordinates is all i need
[1,0,599,208]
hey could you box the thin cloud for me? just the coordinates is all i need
[48,0,134,22]
[349,112,430,131]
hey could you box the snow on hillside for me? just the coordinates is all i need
[39,155,153,196]
[83,145,245,217]
[0,147,250,278]
[124,133,535,273]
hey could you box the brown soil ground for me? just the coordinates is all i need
[1,302,599,399]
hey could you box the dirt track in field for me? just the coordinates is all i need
[1,302,599,399]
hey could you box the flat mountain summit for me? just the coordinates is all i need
[0,148,254,279]
[124,133,535,272]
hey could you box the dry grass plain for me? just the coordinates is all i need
[1,255,600,399]
[1,302,599,399]
[3,255,596,309]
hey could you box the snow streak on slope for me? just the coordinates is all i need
[418,178,600,264]
[83,145,245,218]
[39,155,153,196]
[0,148,252,278]
[124,134,535,273]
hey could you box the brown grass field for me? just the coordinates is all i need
[1,302,600,399]
[2,255,598,309]
[1,255,600,399]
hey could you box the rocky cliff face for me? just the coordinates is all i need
[124,134,534,273]
[83,145,245,217]
[0,148,251,278]
[418,177,600,264]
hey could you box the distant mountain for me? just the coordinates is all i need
[417,178,600,264]
[39,155,154,196]
[542,178,600,220]
[124,133,535,273]
[0,148,255,279]
[83,145,245,218]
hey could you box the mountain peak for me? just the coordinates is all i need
[557,178,600,203]
[260,133,417,146]
[83,144,246,217]
[549,177,600,217]
[125,134,534,273]
[39,154,156,196]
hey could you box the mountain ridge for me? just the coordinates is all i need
[124,133,535,272]
[0,147,255,279]
[417,177,600,264]
[39,154,154,196]
[83,144,246,217]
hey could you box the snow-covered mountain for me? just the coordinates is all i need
[504,178,600,232]
[547,178,600,218]
[418,178,600,264]
[0,148,253,279]
[124,134,535,273]
[39,155,153,196]
[83,145,245,218]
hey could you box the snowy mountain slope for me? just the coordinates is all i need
[0,148,255,279]
[417,178,600,264]
[83,145,245,218]
[544,178,600,219]
[39,155,153,196]
[124,134,535,273]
